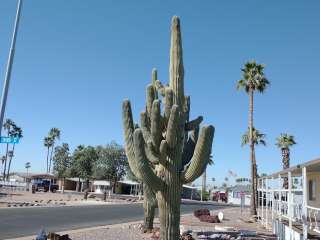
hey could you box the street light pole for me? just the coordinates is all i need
[0,0,23,137]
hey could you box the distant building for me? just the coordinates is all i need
[8,172,31,183]
[227,184,251,206]
[258,158,320,239]
[93,180,111,193]
[181,184,199,200]
[57,178,88,192]
[115,180,141,195]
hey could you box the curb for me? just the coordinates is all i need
[4,220,144,240]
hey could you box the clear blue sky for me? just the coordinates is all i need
[0,0,319,186]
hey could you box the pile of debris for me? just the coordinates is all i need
[193,209,220,223]
[35,229,71,240]
[191,230,258,240]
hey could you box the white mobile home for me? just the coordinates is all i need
[257,158,320,239]
[228,185,251,206]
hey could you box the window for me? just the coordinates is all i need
[308,179,316,201]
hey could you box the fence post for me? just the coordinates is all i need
[265,178,268,229]
[288,171,292,240]
[302,167,308,239]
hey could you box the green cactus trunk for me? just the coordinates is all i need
[122,16,214,240]
[157,185,181,239]
[143,184,156,230]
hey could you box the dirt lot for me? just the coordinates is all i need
[0,189,142,208]
[10,207,276,240]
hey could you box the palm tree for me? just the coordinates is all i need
[6,125,23,180]
[46,128,61,173]
[242,127,266,208]
[201,156,213,201]
[44,136,53,173]
[2,119,15,180]
[237,61,270,216]
[276,133,296,169]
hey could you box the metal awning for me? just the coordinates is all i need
[261,158,320,178]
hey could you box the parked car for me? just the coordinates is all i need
[212,191,227,202]
[33,180,58,193]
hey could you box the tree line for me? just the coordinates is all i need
[52,140,129,193]
[237,61,297,217]
[1,118,23,180]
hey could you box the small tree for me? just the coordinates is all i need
[6,124,23,180]
[53,143,71,193]
[94,142,128,192]
[3,119,15,179]
[44,136,53,173]
[276,133,296,170]
[276,133,296,188]
[72,145,98,191]
[48,128,61,173]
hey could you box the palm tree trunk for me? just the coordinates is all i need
[3,130,10,180]
[48,144,54,173]
[282,148,290,188]
[6,144,15,180]
[249,88,257,216]
[46,146,50,173]
[253,150,258,208]
[62,177,65,193]
[202,169,206,201]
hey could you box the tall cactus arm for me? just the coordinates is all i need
[164,89,173,122]
[182,125,214,184]
[152,69,158,100]
[169,16,184,107]
[185,116,203,131]
[146,84,155,116]
[133,129,164,191]
[159,140,168,163]
[140,112,151,142]
[151,100,162,148]
[145,141,161,164]
[166,105,179,148]
[145,140,167,165]
[183,96,190,118]
[155,80,166,97]
[122,100,141,179]
[182,126,199,166]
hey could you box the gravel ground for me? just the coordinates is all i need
[0,190,142,208]
[67,222,148,240]
[58,208,274,240]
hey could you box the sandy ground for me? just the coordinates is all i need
[8,207,275,240]
[0,189,142,208]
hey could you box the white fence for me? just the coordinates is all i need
[258,167,320,239]
[0,181,27,191]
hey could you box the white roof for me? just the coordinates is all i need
[182,184,197,189]
[93,180,111,186]
[118,180,140,185]
[66,177,85,182]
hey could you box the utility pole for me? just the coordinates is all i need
[0,0,23,137]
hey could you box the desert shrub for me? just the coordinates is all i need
[193,208,210,217]
[198,215,220,223]
[201,191,210,201]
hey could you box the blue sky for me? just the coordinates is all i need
[0,0,319,186]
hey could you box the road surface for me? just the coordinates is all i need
[0,202,232,239]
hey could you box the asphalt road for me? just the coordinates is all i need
[0,202,232,239]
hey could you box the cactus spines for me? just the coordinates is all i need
[122,16,214,240]
[169,16,184,108]
[122,100,157,230]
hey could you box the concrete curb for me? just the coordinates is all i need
[4,220,144,240]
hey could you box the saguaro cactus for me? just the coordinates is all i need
[122,16,214,240]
